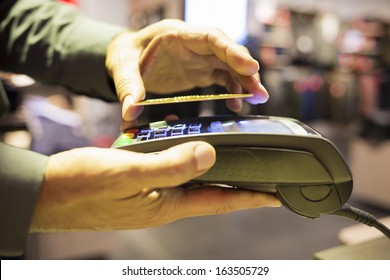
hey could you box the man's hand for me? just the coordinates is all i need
[30,142,279,232]
[105,19,269,122]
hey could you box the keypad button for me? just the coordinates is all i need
[188,128,201,134]
[138,131,151,136]
[154,129,169,138]
[136,130,152,141]
[173,124,186,129]
[171,128,184,136]
[124,128,139,135]
[188,123,202,134]
[156,125,168,130]
[189,123,202,129]
[137,136,149,141]
[124,132,135,139]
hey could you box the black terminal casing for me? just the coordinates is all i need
[112,115,353,219]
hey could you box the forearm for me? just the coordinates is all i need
[0,142,48,257]
[0,0,125,101]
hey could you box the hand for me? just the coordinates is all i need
[105,19,269,122]
[30,142,279,232]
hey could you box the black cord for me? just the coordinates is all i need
[330,204,390,239]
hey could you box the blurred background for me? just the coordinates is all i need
[1,0,389,259]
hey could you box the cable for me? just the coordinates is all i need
[330,204,390,239]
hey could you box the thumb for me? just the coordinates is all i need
[126,141,216,190]
[113,56,146,121]
[106,33,146,121]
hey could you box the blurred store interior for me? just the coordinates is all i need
[1,0,390,259]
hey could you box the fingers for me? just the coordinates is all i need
[107,20,270,121]
[212,67,269,109]
[121,96,144,121]
[211,69,243,112]
[245,83,270,104]
[180,26,258,75]
[164,186,281,220]
[39,142,215,206]
[181,24,270,106]
[183,25,270,104]
[114,57,145,121]
[226,98,244,112]
[120,118,139,131]
[237,74,269,104]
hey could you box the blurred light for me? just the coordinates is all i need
[283,66,300,82]
[58,0,79,6]
[355,56,373,73]
[184,0,248,43]
[329,82,347,98]
[293,75,324,93]
[309,75,324,92]
[342,29,365,53]
[7,74,35,87]
[259,47,276,66]
[296,35,314,53]
[255,0,277,25]
[319,14,339,43]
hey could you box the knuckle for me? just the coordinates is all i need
[115,78,132,98]
[209,26,225,38]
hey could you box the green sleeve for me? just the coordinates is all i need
[0,0,126,257]
[0,0,126,102]
[0,141,49,257]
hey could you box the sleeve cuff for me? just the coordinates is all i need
[0,142,49,257]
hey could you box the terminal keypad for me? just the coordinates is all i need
[126,122,203,141]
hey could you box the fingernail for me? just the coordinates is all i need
[255,60,260,71]
[122,96,144,121]
[259,82,269,95]
[122,96,134,119]
[124,95,134,107]
[246,83,269,104]
[194,144,216,172]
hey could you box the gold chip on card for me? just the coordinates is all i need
[133,93,253,106]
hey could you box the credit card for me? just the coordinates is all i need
[133,93,253,106]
